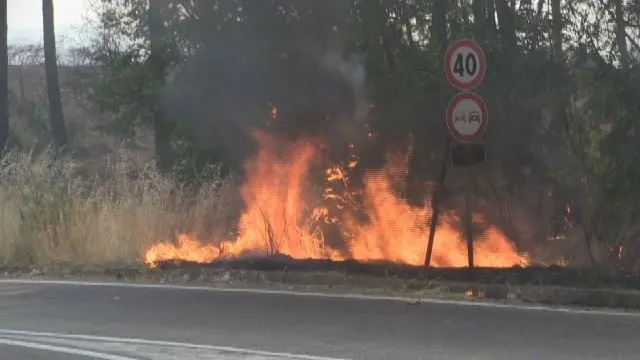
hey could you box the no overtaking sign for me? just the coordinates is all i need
[446,92,488,144]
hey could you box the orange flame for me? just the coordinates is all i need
[144,132,529,268]
[145,234,221,266]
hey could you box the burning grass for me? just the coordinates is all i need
[0,132,530,270]
[145,131,530,269]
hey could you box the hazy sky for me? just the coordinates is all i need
[8,0,91,44]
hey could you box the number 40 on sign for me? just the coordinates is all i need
[444,39,487,91]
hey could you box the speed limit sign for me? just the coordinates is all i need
[444,39,486,91]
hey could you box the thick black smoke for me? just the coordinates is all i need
[161,3,368,172]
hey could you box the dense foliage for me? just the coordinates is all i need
[77,0,640,269]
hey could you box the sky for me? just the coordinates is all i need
[8,0,91,45]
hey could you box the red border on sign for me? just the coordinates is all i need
[444,39,487,91]
[446,92,488,143]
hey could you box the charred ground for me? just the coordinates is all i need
[154,257,640,291]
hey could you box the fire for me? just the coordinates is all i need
[333,149,526,267]
[226,132,338,259]
[144,132,529,268]
[144,234,221,266]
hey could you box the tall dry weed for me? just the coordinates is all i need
[0,148,237,267]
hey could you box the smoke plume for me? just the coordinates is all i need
[161,4,369,171]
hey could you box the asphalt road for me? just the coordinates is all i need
[0,280,639,360]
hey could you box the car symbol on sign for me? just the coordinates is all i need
[468,111,480,124]
[454,112,466,123]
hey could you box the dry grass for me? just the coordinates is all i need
[0,148,238,268]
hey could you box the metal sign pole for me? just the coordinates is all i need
[424,137,451,267]
[437,38,488,272]
[465,168,474,269]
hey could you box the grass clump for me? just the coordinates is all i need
[0,148,236,268]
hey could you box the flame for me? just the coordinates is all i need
[334,150,526,267]
[144,132,529,268]
[144,234,221,266]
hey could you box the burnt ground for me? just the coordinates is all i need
[156,256,640,289]
[2,257,640,310]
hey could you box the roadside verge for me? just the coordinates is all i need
[2,261,640,311]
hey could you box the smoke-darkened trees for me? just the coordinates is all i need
[79,0,640,269]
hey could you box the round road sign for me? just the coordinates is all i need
[446,92,488,143]
[444,39,487,91]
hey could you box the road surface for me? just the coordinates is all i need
[0,280,638,360]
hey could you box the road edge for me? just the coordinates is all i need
[1,278,638,317]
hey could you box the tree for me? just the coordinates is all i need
[551,0,563,62]
[613,0,630,69]
[149,0,173,170]
[42,0,69,148]
[78,0,640,269]
[472,0,487,43]
[431,0,448,52]
[0,0,8,151]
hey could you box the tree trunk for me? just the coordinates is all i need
[459,0,471,35]
[450,1,462,40]
[530,0,546,51]
[430,0,448,52]
[472,0,487,43]
[495,0,517,56]
[0,0,8,152]
[149,0,173,171]
[43,0,68,148]
[551,0,563,62]
[486,0,498,42]
[613,0,629,69]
